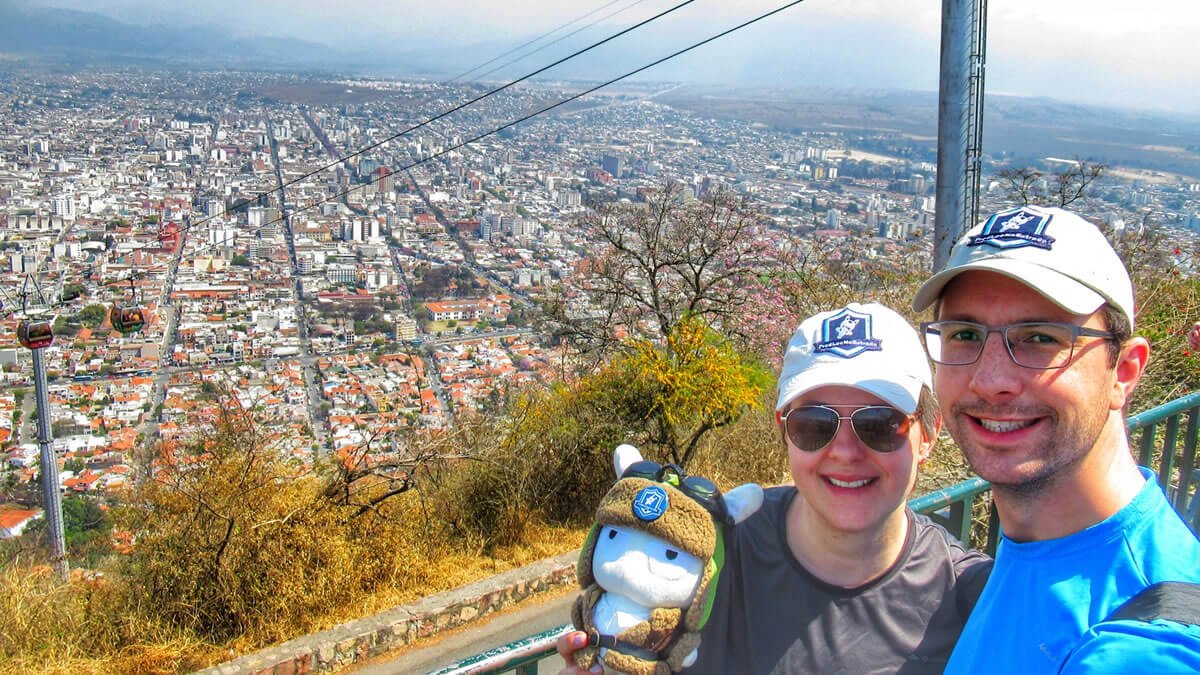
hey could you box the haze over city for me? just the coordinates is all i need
[17,0,1200,115]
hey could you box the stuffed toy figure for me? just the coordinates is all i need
[572,444,763,674]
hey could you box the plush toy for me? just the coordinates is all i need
[572,444,763,674]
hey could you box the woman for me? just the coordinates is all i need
[560,302,991,674]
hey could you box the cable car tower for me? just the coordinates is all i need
[1,274,69,581]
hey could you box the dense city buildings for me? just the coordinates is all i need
[0,69,1198,518]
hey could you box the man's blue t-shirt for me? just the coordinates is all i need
[946,468,1200,673]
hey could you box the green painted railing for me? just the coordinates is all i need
[1129,390,1200,529]
[430,391,1200,675]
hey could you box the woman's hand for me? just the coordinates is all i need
[556,630,601,674]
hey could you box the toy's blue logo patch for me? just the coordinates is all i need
[632,485,669,521]
[967,207,1056,250]
[814,308,881,359]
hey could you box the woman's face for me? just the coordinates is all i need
[780,385,933,535]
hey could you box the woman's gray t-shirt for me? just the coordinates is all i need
[685,486,992,674]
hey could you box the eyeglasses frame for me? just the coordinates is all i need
[919,320,1117,370]
[779,404,914,454]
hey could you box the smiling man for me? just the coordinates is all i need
[913,205,1200,672]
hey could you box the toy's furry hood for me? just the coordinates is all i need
[577,475,718,594]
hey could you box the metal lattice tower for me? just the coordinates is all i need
[964,0,988,234]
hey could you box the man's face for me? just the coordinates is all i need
[933,271,1122,492]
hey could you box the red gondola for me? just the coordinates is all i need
[110,304,145,335]
[111,277,146,335]
[17,320,53,349]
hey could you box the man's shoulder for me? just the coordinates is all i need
[1124,485,1200,577]
[1062,619,1200,674]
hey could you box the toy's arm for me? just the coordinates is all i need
[571,585,604,672]
[570,588,586,631]
[665,631,700,670]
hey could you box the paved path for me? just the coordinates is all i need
[350,585,576,674]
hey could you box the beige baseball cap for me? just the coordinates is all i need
[775,302,930,414]
[912,205,1134,328]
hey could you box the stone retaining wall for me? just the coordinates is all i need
[196,550,579,675]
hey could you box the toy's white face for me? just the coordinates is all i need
[592,525,704,609]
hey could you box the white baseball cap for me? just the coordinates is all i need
[775,302,931,414]
[912,205,1134,328]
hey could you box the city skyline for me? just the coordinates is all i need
[17,0,1200,116]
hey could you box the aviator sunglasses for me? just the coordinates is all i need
[621,460,732,525]
[780,405,914,454]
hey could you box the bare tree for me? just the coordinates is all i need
[322,421,475,519]
[551,184,764,361]
[997,159,1106,207]
[996,166,1042,206]
[1052,160,1105,207]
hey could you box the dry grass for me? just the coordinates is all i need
[0,487,588,674]
[0,562,221,675]
[342,520,586,619]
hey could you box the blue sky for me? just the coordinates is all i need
[25,0,1200,115]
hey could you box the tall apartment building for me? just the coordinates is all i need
[395,315,419,341]
[601,154,624,179]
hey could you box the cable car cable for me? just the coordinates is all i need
[450,0,631,82]
[39,0,808,309]
[464,0,651,84]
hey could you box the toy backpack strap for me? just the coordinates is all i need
[1106,581,1200,625]
[592,632,667,662]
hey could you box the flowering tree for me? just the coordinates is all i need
[733,232,933,369]
[620,315,771,469]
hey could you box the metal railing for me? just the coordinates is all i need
[1129,391,1200,530]
[431,391,1200,675]
[908,475,997,555]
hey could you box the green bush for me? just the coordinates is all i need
[426,366,657,551]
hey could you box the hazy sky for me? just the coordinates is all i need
[26,0,1200,115]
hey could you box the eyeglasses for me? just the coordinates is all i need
[921,320,1116,370]
[621,460,731,525]
[780,405,914,454]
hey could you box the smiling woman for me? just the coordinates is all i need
[558,302,992,674]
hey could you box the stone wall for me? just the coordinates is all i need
[196,550,578,675]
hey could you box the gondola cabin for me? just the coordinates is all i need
[110,304,145,335]
[17,320,53,349]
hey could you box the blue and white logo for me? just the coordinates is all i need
[967,207,1056,250]
[815,308,882,359]
[632,485,669,521]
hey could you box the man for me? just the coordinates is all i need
[912,204,1200,672]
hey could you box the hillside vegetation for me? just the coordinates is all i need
[1,191,1197,674]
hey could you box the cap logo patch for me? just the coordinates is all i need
[632,485,669,521]
[967,207,1056,250]
[814,308,881,358]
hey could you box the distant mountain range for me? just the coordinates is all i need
[0,2,361,69]
[3,2,1199,178]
